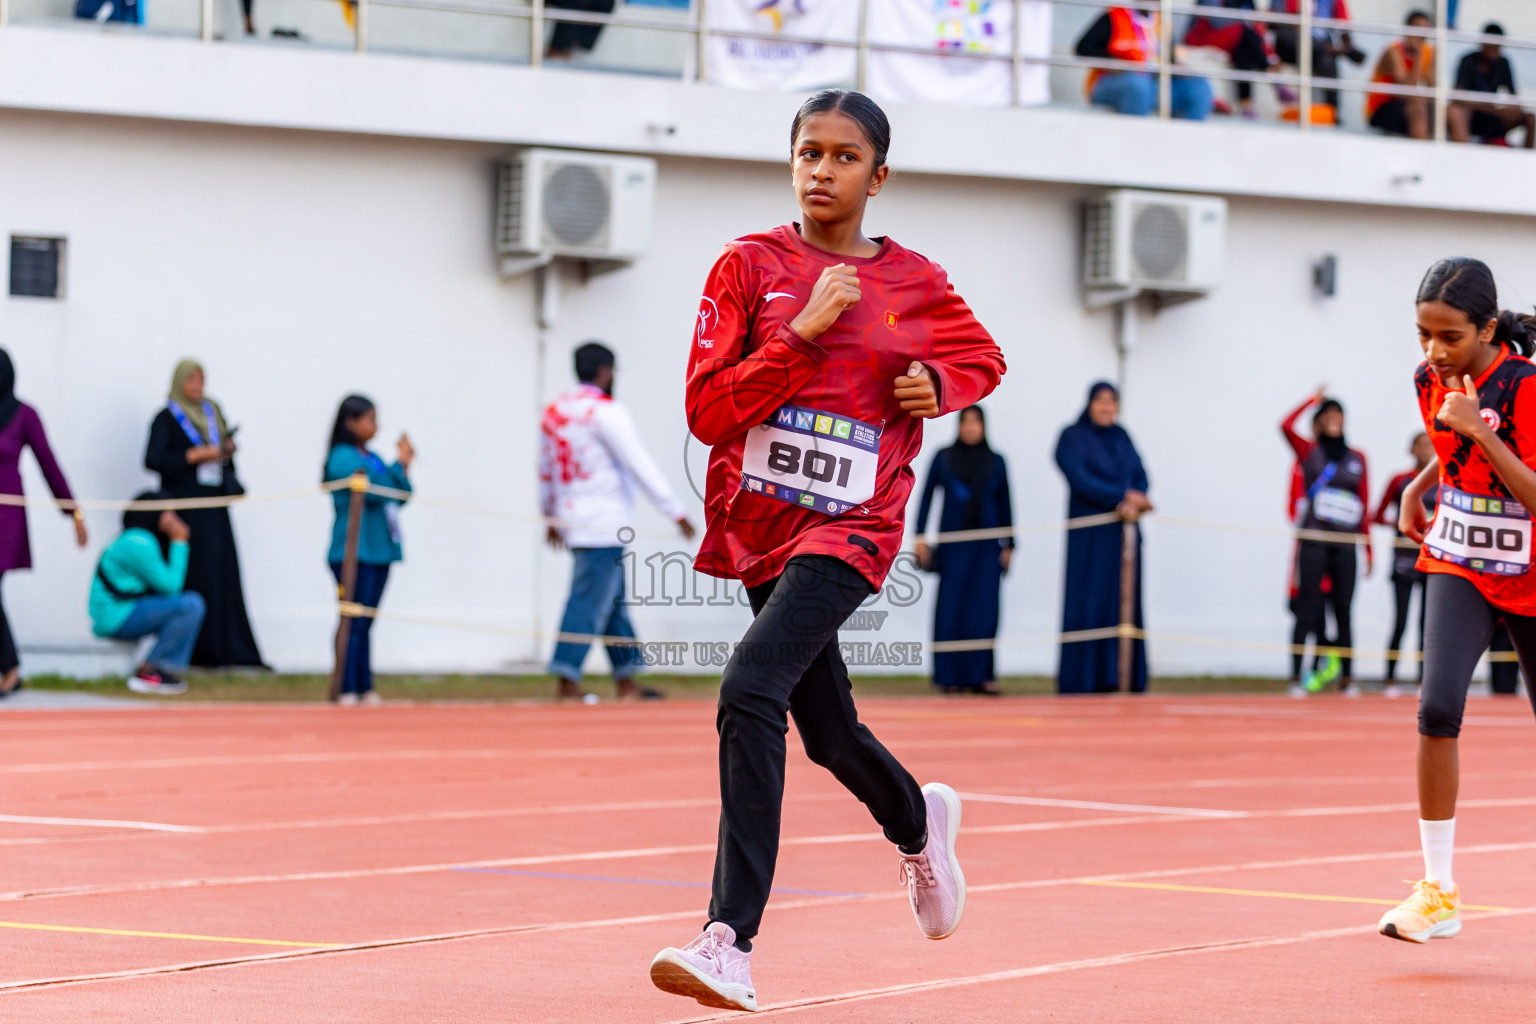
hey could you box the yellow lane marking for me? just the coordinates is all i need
[1080,880,1512,912]
[0,921,341,948]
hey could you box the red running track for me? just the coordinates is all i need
[0,694,1533,1021]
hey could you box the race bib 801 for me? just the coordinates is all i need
[740,404,880,516]
[1425,484,1532,577]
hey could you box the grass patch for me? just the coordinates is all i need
[20,672,1291,703]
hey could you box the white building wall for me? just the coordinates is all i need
[5,105,1536,677]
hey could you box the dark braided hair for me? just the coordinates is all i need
[1416,257,1536,357]
[790,90,891,170]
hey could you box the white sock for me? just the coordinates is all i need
[1419,817,1456,891]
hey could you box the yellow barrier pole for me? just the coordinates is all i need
[329,471,368,703]
[1118,514,1139,693]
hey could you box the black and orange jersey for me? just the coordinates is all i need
[1415,347,1536,614]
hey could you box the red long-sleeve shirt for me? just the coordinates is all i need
[685,225,1005,589]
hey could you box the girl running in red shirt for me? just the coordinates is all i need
[649,90,1005,1012]
[1378,257,1536,943]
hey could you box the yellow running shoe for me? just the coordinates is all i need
[1378,879,1460,943]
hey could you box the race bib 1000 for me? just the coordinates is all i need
[740,404,880,516]
[1425,484,1533,577]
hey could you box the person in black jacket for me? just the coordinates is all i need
[144,360,266,670]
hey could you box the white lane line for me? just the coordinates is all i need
[9,849,1536,997]
[958,793,1246,818]
[0,815,1190,903]
[0,727,1423,776]
[661,908,1536,1023]
[0,815,203,833]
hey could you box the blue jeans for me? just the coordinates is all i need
[549,546,642,682]
[330,562,390,695]
[1092,72,1214,120]
[112,593,206,671]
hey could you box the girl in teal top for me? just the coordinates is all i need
[322,395,413,704]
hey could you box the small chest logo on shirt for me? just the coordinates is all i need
[1347,459,1361,474]
[1482,408,1503,432]
[884,311,899,331]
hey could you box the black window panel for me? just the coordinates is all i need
[9,237,64,299]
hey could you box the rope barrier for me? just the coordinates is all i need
[1,480,1425,549]
[4,474,1477,671]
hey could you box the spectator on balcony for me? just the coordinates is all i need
[1270,0,1366,118]
[1365,10,1435,140]
[1184,0,1295,118]
[546,0,616,61]
[1449,23,1535,149]
[73,0,141,24]
[1076,7,1214,120]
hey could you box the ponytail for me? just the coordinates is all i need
[1495,309,1536,358]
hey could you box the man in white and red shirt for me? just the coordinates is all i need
[540,342,695,701]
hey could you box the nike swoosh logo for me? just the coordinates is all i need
[764,292,797,302]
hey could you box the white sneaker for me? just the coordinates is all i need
[650,921,757,1012]
[1383,683,1403,699]
[899,782,966,940]
[1288,683,1307,699]
[360,690,383,706]
[336,692,360,707]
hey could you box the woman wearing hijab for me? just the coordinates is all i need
[914,406,1014,694]
[0,349,88,696]
[144,359,266,669]
[1053,382,1152,694]
[1279,389,1370,695]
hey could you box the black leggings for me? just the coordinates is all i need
[709,556,926,942]
[1292,539,1357,680]
[1229,26,1270,103]
[1273,27,1343,110]
[1420,573,1536,737]
[1385,571,1426,682]
[0,572,14,676]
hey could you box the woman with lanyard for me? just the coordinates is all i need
[1280,389,1371,695]
[0,349,88,697]
[649,90,1005,1012]
[1374,432,1436,697]
[145,360,266,669]
[1377,258,1536,943]
[323,395,412,705]
[914,405,1014,695]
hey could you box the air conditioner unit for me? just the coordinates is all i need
[496,149,656,271]
[1083,189,1227,303]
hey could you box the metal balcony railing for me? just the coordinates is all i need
[1,0,1531,145]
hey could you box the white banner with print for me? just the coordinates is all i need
[706,0,858,93]
[866,0,1052,108]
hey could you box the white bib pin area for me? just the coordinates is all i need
[740,404,880,516]
[1425,484,1533,577]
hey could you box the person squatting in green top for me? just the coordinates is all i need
[89,493,204,695]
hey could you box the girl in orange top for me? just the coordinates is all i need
[1366,10,1434,138]
[1377,257,1536,944]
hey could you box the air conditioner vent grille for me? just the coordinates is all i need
[542,162,611,249]
[1130,201,1189,284]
